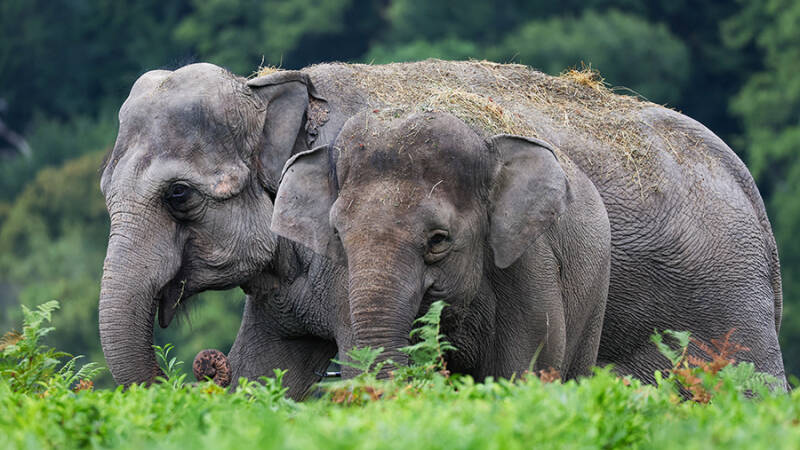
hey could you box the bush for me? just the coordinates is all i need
[1,300,795,449]
[0,301,103,394]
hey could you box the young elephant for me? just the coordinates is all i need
[273,111,611,379]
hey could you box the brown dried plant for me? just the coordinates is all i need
[670,329,750,403]
[520,367,562,384]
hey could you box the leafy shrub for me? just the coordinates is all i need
[652,329,780,402]
[490,10,690,104]
[1,301,103,394]
[153,343,187,389]
[2,300,797,449]
[326,301,457,404]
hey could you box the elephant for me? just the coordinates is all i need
[100,59,786,397]
[268,59,786,385]
[99,63,351,399]
[273,111,612,378]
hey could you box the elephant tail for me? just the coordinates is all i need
[763,224,783,334]
[770,240,783,333]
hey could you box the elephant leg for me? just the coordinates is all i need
[597,347,660,386]
[228,295,337,400]
[600,286,787,390]
[565,299,607,379]
[490,255,568,378]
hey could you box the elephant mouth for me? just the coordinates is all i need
[425,284,450,299]
[157,275,196,329]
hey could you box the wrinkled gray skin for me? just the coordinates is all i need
[101,60,786,398]
[99,63,347,399]
[274,61,785,385]
[274,111,611,378]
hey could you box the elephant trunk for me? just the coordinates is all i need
[99,208,180,385]
[346,243,424,378]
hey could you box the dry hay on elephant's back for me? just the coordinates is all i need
[320,59,706,190]
[254,64,281,77]
[347,60,641,173]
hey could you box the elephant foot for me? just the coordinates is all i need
[193,349,231,387]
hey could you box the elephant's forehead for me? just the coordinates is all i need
[340,179,427,207]
[120,66,259,148]
[335,179,446,230]
[335,112,490,190]
[114,93,258,177]
[122,93,242,141]
[105,140,249,201]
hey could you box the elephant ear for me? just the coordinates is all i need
[488,135,569,269]
[247,70,324,194]
[271,145,345,265]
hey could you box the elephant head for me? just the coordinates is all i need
[99,63,320,385]
[272,111,568,375]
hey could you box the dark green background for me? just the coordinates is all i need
[1,0,797,385]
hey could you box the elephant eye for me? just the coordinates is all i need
[164,182,199,215]
[426,230,451,262]
[168,183,189,201]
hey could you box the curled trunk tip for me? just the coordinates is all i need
[193,349,232,387]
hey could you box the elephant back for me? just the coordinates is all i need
[299,60,722,196]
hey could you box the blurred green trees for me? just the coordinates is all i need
[0,0,797,380]
[493,10,690,103]
[723,0,800,376]
[175,0,353,74]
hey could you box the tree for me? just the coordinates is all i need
[723,0,800,376]
[491,10,690,105]
[174,0,357,73]
[0,0,193,132]
[365,38,482,64]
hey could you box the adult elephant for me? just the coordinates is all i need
[271,60,786,384]
[98,63,351,399]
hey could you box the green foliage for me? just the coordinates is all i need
[175,0,353,74]
[0,112,118,204]
[333,346,385,376]
[365,38,482,65]
[651,329,692,366]
[379,0,628,44]
[652,329,780,403]
[0,301,103,394]
[402,300,456,369]
[492,10,690,104]
[235,370,291,408]
[1,304,798,448]
[153,343,187,389]
[723,0,800,378]
[383,0,503,42]
[325,301,456,403]
[50,356,106,393]
[331,301,456,380]
[0,0,192,131]
[0,301,66,393]
[2,353,798,449]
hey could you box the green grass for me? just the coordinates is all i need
[1,302,798,449]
